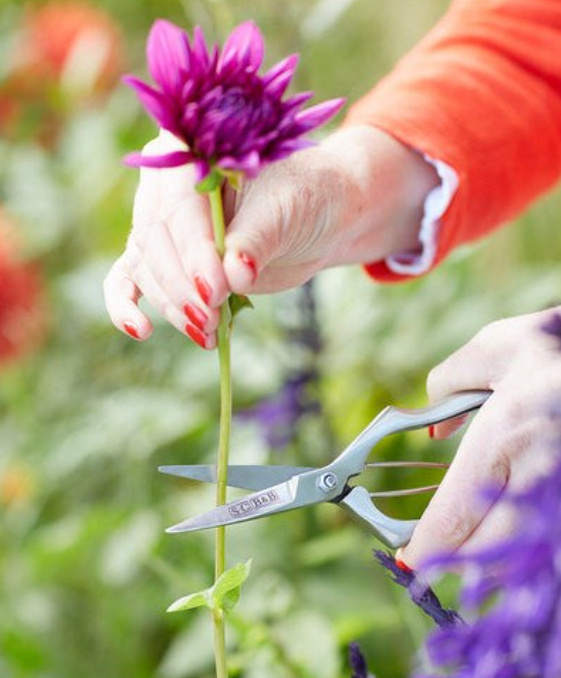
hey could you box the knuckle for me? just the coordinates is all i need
[486,448,511,484]
[473,319,508,349]
[142,135,167,155]
[124,236,143,273]
[430,504,471,548]
[502,396,525,430]
[160,299,174,321]
[426,363,446,397]
[102,257,125,297]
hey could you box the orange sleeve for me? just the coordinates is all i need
[345,0,561,282]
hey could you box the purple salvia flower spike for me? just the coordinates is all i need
[414,441,561,677]
[147,20,190,97]
[374,551,464,629]
[349,643,371,678]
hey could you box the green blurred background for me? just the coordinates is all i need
[1,1,560,677]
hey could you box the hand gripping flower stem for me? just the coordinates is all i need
[122,18,345,678]
[209,183,230,678]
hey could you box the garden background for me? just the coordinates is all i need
[1,1,560,677]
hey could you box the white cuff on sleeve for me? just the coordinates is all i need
[385,155,459,276]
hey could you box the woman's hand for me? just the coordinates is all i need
[398,309,561,569]
[103,125,438,347]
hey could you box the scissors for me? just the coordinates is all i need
[160,390,491,549]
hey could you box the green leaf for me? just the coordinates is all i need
[229,294,254,321]
[166,590,211,613]
[195,170,222,194]
[212,560,252,614]
[166,560,252,615]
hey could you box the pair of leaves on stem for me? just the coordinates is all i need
[167,560,252,615]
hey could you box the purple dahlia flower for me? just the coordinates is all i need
[123,19,345,182]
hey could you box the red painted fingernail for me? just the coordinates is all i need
[184,303,208,331]
[239,252,257,281]
[194,275,212,305]
[186,323,207,349]
[395,558,413,574]
[124,322,140,340]
[428,425,435,439]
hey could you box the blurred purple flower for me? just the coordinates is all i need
[375,551,464,629]
[237,371,320,450]
[415,448,561,678]
[123,19,344,181]
[237,281,324,451]
[349,642,374,678]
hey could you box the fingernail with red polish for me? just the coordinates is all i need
[124,322,140,340]
[184,303,208,331]
[395,558,413,574]
[239,252,257,281]
[194,275,212,305]
[186,323,207,349]
[428,425,436,439]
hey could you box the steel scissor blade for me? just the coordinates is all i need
[166,476,302,533]
[159,464,313,492]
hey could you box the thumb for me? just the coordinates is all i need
[223,190,283,295]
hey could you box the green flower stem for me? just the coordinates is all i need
[209,184,231,678]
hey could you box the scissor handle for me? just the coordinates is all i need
[331,390,491,478]
[332,389,491,548]
[339,486,418,548]
[330,391,492,548]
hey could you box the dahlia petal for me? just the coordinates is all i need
[282,91,315,113]
[123,150,193,168]
[192,26,210,71]
[209,45,220,72]
[262,54,299,97]
[123,75,178,131]
[194,159,211,183]
[292,97,346,132]
[218,150,260,176]
[147,20,190,95]
[268,138,315,161]
[220,21,264,74]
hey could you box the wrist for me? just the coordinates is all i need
[321,125,440,268]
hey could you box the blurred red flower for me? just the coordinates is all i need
[15,1,124,93]
[0,2,124,142]
[0,210,47,366]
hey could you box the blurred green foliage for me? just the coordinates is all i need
[1,1,561,677]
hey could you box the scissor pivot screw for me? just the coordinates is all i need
[318,472,338,493]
